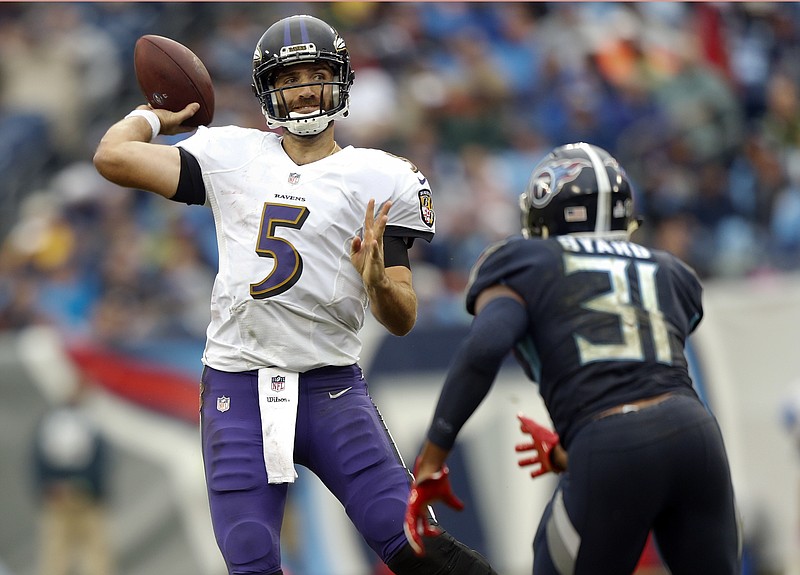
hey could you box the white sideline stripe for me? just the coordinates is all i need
[16,325,81,404]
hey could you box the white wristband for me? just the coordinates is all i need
[124,109,161,142]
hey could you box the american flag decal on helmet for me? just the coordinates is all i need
[564,206,588,222]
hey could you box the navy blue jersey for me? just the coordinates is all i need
[466,235,703,446]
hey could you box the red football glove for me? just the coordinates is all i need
[515,413,561,479]
[404,463,464,556]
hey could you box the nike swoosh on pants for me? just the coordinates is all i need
[328,386,353,399]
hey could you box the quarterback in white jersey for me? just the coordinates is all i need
[178,126,434,373]
[94,13,496,575]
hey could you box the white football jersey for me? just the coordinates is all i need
[177,127,435,372]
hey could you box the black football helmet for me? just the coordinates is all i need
[252,15,354,136]
[519,143,637,239]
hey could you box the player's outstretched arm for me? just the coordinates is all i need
[93,103,199,199]
[351,198,417,336]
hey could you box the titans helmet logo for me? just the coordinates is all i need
[529,158,593,208]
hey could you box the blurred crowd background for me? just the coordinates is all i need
[1,3,800,575]
[1,1,800,343]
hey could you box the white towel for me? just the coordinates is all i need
[257,367,299,484]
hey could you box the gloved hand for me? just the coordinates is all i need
[515,413,561,478]
[404,462,464,556]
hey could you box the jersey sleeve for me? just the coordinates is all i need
[465,237,561,316]
[174,126,271,209]
[465,240,520,315]
[175,125,266,174]
[668,255,704,333]
[174,125,214,159]
[381,154,435,243]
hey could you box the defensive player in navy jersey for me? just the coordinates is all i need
[93,13,495,575]
[405,143,741,574]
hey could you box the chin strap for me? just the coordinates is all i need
[263,105,349,136]
[263,110,329,136]
[285,111,332,135]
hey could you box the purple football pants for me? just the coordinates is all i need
[200,364,412,574]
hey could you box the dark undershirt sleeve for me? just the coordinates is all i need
[171,148,206,206]
[426,296,529,450]
[385,224,433,246]
[383,235,411,269]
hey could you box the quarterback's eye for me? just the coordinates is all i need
[275,74,299,87]
[275,65,333,87]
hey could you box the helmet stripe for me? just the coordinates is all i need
[581,143,611,233]
[283,18,292,46]
[283,19,292,45]
[298,18,310,43]
[284,17,310,46]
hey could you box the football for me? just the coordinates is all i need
[134,34,215,127]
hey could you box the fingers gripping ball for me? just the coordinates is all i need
[404,463,464,557]
[134,34,215,127]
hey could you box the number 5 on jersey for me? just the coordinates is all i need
[251,203,310,299]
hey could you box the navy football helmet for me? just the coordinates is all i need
[252,15,354,135]
[519,143,637,239]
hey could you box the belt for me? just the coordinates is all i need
[595,392,675,420]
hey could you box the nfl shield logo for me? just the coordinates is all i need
[288,172,300,185]
[216,396,230,412]
[271,375,286,392]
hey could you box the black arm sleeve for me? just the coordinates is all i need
[171,147,206,206]
[383,235,411,269]
[426,296,529,450]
